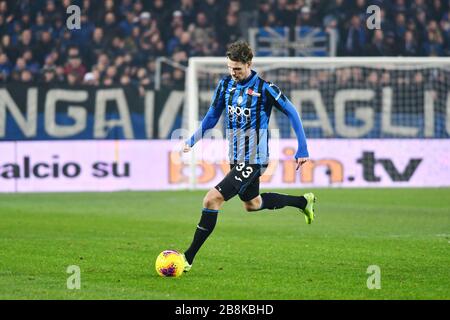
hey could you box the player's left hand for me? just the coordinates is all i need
[296,157,309,170]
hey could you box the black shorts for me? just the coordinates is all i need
[215,163,265,202]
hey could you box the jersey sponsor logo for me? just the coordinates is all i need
[228,105,251,118]
[229,87,236,92]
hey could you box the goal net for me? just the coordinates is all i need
[186,57,450,140]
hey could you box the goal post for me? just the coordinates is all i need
[184,57,450,189]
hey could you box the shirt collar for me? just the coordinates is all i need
[236,70,257,87]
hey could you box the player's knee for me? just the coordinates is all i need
[243,202,255,212]
[243,201,259,212]
[203,189,224,209]
[243,195,262,212]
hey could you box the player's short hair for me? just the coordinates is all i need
[226,41,253,64]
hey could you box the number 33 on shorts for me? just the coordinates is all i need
[234,163,253,182]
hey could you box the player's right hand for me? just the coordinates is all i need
[296,157,309,170]
[183,144,191,153]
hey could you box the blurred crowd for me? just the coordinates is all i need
[0,0,449,90]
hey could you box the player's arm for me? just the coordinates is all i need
[265,82,309,168]
[184,79,226,151]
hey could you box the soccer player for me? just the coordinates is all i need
[182,41,316,272]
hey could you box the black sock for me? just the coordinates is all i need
[184,208,218,265]
[259,193,307,210]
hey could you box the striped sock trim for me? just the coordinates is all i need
[202,208,219,214]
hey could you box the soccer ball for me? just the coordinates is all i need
[155,249,185,277]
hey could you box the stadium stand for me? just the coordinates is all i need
[1,0,449,89]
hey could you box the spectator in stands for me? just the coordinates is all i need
[43,0,59,25]
[297,6,318,27]
[170,9,185,31]
[0,52,12,82]
[394,13,407,41]
[189,11,216,56]
[258,0,274,27]
[1,34,17,64]
[179,0,196,27]
[103,65,118,86]
[325,0,348,27]
[199,0,224,34]
[350,67,364,85]
[401,30,420,56]
[131,1,144,19]
[109,35,127,59]
[336,68,351,86]
[91,53,108,84]
[87,27,105,68]
[64,48,86,85]
[16,29,33,58]
[119,74,131,85]
[50,13,65,41]
[71,14,95,48]
[102,12,119,47]
[430,0,444,21]
[136,67,151,96]
[34,30,53,66]
[366,70,379,87]
[82,72,95,85]
[0,0,10,30]
[22,49,40,75]
[176,30,193,57]
[137,11,152,33]
[351,0,368,20]
[414,9,428,41]
[345,15,366,56]
[11,57,27,80]
[119,11,137,38]
[19,12,31,30]
[0,15,6,42]
[41,66,58,84]
[380,71,391,85]
[172,67,184,86]
[393,0,407,15]
[379,8,395,36]
[365,29,386,56]
[118,0,134,14]
[440,17,450,55]
[31,12,50,41]
[423,20,445,56]
[151,0,171,40]
[66,70,79,86]
[218,13,242,50]
[122,26,140,57]
[275,0,297,27]
[410,0,428,16]
[20,69,33,83]
[167,25,184,56]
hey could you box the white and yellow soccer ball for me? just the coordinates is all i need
[155,250,185,278]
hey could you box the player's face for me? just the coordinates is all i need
[227,58,252,82]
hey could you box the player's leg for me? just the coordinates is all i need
[245,192,316,224]
[239,174,316,224]
[184,163,256,271]
[183,188,224,270]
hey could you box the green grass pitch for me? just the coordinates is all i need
[0,188,449,300]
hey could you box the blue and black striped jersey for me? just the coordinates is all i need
[188,70,308,165]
